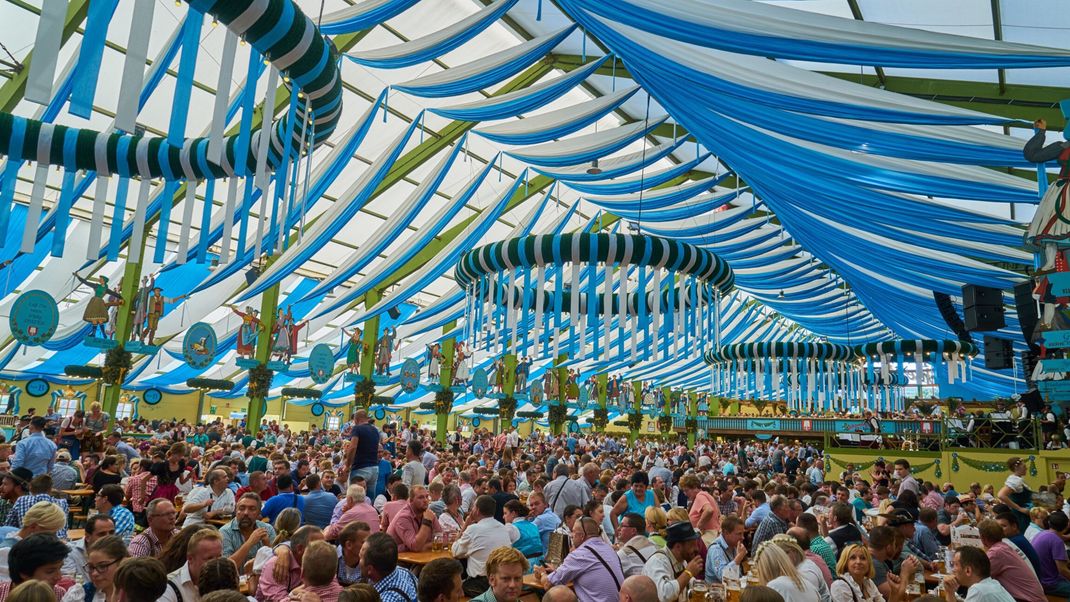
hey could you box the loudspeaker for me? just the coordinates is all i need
[1013,279,1040,349]
[963,284,1004,308]
[983,335,1014,370]
[933,291,972,341]
[965,305,1006,332]
[244,267,260,286]
[1021,350,1040,388]
[387,306,401,320]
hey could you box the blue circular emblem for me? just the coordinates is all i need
[568,420,580,433]
[471,368,489,399]
[400,358,421,394]
[182,322,218,369]
[143,388,163,405]
[472,417,481,428]
[374,408,386,421]
[25,378,49,397]
[308,344,335,385]
[311,403,325,416]
[9,290,58,346]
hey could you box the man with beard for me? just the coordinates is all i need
[221,492,276,567]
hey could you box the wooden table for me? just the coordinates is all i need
[63,489,95,497]
[523,574,546,592]
[207,517,232,527]
[397,550,452,566]
[68,529,85,540]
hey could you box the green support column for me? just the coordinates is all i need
[245,274,281,433]
[359,289,382,383]
[596,373,608,434]
[100,218,152,426]
[662,387,673,441]
[687,392,698,448]
[552,354,568,436]
[436,326,457,445]
[629,381,643,445]
[501,354,518,435]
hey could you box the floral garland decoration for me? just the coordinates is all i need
[627,412,644,431]
[658,415,673,433]
[247,364,274,400]
[434,388,454,414]
[548,404,568,428]
[685,417,698,431]
[592,408,609,430]
[719,398,731,412]
[951,452,1011,473]
[499,396,517,423]
[102,347,132,385]
[354,379,376,409]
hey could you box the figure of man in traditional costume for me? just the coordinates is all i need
[427,343,441,380]
[515,357,530,393]
[493,358,505,394]
[229,305,261,358]
[131,275,154,342]
[143,286,186,346]
[72,271,123,338]
[285,308,309,364]
[375,326,397,375]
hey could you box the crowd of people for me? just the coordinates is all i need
[0,408,1063,602]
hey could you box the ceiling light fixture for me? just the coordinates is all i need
[586,159,602,175]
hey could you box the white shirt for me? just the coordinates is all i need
[506,431,519,448]
[182,485,235,526]
[61,539,90,583]
[401,460,426,488]
[642,549,686,602]
[159,563,198,602]
[767,575,820,602]
[962,577,1016,602]
[61,586,106,602]
[618,535,658,578]
[797,559,831,602]
[451,517,519,577]
[0,534,22,581]
[459,484,477,515]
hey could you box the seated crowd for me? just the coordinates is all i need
[0,411,1060,602]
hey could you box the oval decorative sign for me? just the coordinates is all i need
[310,402,325,416]
[25,378,50,397]
[530,379,543,405]
[182,322,218,369]
[471,368,489,399]
[9,290,59,346]
[399,358,421,393]
[308,344,335,385]
[374,408,387,421]
[143,388,163,405]
[578,386,589,410]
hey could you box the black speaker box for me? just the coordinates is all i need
[1021,350,1040,388]
[962,284,1004,308]
[983,335,1013,370]
[1013,279,1040,349]
[965,304,1006,332]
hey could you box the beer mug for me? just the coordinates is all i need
[431,533,444,552]
[707,583,726,602]
[688,580,709,602]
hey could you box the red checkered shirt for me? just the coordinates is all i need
[125,471,158,513]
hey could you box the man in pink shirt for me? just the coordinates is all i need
[326,485,380,540]
[979,519,1045,602]
[380,483,410,532]
[386,485,442,552]
[256,526,323,602]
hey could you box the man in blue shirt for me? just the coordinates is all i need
[11,417,56,476]
[106,432,140,464]
[345,410,380,497]
[706,515,747,582]
[528,491,560,552]
[302,473,338,529]
[261,474,305,523]
[744,490,770,528]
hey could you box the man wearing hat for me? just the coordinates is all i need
[11,416,56,476]
[642,521,704,602]
[882,508,934,567]
[0,468,31,525]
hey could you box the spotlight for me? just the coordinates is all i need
[778,290,785,299]
[586,159,602,175]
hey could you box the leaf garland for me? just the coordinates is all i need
[434,388,454,414]
[685,417,698,431]
[355,379,376,409]
[64,365,103,379]
[186,378,235,391]
[248,364,274,400]
[500,396,517,423]
[658,415,673,433]
[627,412,644,431]
[281,387,320,399]
[592,408,609,430]
[549,404,568,428]
[102,347,131,385]
[952,452,1006,473]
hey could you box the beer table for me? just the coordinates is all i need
[207,517,232,527]
[68,529,85,540]
[522,575,545,592]
[62,488,95,497]
[397,549,453,566]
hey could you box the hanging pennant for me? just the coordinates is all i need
[115,0,156,133]
[25,0,68,105]
[69,0,119,118]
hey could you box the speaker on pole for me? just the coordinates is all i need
[387,306,401,320]
[933,291,972,341]
[983,335,1013,370]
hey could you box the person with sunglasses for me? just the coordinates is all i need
[61,535,128,602]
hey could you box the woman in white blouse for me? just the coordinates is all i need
[829,544,883,602]
[753,543,820,602]
[439,485,465,535]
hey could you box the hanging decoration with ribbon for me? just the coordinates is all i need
[704,342,858,413]
[455,233,734,364]
[853,339,979,412]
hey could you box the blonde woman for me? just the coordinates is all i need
[0,502,67,581]
[830,544,882,602]
[7,581,56,602]
[1027,507,1048,542]
[753,542,819,602]
[646,506,668,547]
[251,508,302,594]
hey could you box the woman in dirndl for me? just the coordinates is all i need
[998,456,1034,535]
[73,272,122,337]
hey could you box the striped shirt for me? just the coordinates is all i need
[7,494,69,538]
[548,538,624,602]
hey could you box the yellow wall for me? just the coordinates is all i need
[827,448,1070,490]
